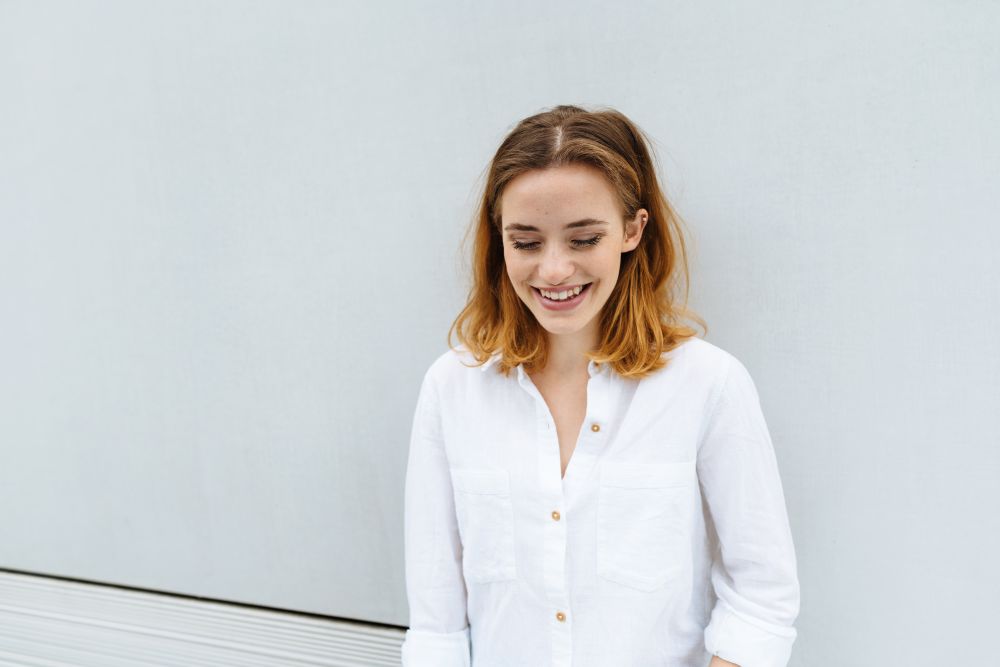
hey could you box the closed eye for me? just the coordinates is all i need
[510,234,604,251]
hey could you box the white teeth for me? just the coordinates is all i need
[540,284,586,301]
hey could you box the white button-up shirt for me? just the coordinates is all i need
[401,337,799,667]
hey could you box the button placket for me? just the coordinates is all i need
[515,365,573,615]
[522,361,621,667]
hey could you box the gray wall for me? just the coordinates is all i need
[1,1,997,664]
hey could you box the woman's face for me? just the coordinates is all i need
[500,163,647,343]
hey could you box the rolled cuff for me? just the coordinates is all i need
[704,601,796,667]
[400,626,471,667]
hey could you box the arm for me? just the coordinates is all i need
[400,370,471,666]
[697,355,800,667]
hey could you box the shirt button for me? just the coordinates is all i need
[590,423,600,432]
[551,510,560,521]
[555,611,566,622]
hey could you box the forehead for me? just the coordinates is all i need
[500,164,620,227]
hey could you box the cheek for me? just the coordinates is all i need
[603,245,624,266]
[503,254,528,281]
[593,253,621,281]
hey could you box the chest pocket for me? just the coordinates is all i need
[596,460,697,592]
[450,468,517,584]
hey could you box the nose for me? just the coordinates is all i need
[537,243,576,286]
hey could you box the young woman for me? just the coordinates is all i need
[401,105,799,667]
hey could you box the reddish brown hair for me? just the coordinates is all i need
[447,104,706,380]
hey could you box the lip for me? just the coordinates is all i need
[532,282,592,311]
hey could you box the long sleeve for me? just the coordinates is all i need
[400,369,471,666]
[697,354,800,667]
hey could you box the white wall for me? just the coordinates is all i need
[1,1,997,664]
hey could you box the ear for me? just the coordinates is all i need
[622,208,648,252]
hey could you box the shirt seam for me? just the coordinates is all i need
[696,353,734,454]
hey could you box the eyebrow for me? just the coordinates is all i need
[503,218,610,232]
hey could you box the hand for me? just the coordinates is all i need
[708,656,740,667]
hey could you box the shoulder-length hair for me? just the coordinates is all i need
[447,104,707,380]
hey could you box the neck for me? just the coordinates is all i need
[538,326,598,379]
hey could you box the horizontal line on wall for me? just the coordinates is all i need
[0,569,404,666]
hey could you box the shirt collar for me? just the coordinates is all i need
[480,351,503,373]
[480,351,607,378]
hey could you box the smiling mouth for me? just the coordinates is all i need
[533,282,593,302]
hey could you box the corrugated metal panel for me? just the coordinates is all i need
[0,571,403,666]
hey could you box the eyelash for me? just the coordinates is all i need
[510,234,605,251]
